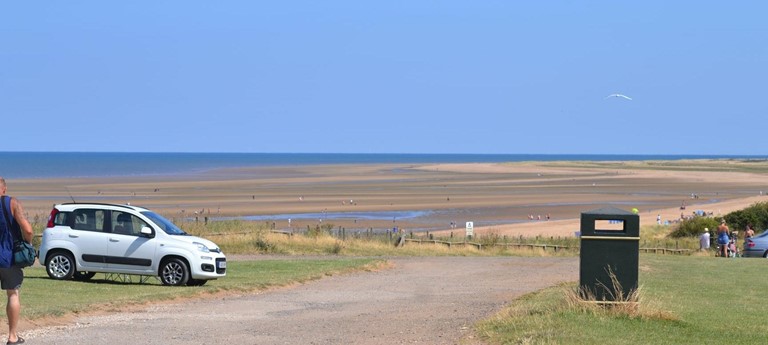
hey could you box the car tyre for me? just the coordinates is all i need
[160,258,189,286]
[73,271,97,281]
[45,251,76,280]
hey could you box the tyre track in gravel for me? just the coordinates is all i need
[25,257,578,345]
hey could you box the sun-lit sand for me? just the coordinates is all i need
[7,160,768,237]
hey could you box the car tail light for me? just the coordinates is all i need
[747,240,755,248]
[46,208,59,228]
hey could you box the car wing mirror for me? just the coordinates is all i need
[140,226,154,238]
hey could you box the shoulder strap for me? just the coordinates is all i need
[1,196,22,242]
[1,196,11,232]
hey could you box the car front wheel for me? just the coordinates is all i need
[160,258,189,286]
[46,251,75,280]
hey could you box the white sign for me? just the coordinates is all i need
[465,221,474,237]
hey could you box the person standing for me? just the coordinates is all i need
[0,177,34,345]
[716,220,730,258]
[745,224,755,239]
[700,228,711,251]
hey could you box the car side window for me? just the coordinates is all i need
[72,209,105,232]
[111,211,148,236]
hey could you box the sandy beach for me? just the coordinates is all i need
[7,160,768,238]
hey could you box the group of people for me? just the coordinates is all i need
[713,220,755,258]
[527,214,550,221]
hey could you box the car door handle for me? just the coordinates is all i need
[68,234,79,238]
[109,238,120,242]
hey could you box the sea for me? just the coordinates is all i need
[1,151,766,179]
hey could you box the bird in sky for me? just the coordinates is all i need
[605,93,632,100]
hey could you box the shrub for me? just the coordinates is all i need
[254,238,278,253]
[723,201,768,233]
[670,201,768,238]
[669,217,720,238]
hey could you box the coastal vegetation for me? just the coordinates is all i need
[175,218,707,256]
[22,200,764,343]
[535,158,768,173]
[671,201,768,238]
[475,255,767,344]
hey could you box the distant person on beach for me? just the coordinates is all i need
[0,177,35,345]
[717,220,730,257]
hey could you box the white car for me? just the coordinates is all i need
[39,203,226,286]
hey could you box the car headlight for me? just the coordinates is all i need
[193,242,211,253]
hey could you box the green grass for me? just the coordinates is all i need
[475,255,768,344]
[530,159,768,174]
[18,217,744,344]
[20,258,382,319]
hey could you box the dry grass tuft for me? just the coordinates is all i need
[565,268,678,321]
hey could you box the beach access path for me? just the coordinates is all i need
[24,256,578,345]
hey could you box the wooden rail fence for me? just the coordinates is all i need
[403,238,694,255]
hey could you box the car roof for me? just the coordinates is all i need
[53,203,150,212]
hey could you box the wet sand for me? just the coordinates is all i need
[8,160,768,237]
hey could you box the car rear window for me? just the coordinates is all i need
[71,209,106,232]
[51,211,70,226]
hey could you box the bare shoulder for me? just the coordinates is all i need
[10,196,26,216]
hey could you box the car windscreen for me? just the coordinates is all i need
[141,211,188,235]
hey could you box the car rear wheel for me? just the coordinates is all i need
[46,251,75,280]
[160,258,189,286]
[763,250,768,258]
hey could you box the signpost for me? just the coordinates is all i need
[465,221,474,238]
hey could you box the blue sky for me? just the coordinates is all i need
[1,2,766,155]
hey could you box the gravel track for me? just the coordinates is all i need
[24,257,578,345]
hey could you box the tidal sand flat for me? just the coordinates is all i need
[10,160,768,237]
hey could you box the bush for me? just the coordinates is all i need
[723,202,768,233]
[669,217,720,238]
[254,238,278,253]
[670,201,768,238]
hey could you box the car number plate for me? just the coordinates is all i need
[218,261,227,269]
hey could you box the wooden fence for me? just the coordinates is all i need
[403,238,694,255]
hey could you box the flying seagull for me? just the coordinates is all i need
[605,93,632,100]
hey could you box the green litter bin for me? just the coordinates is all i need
[579,207,639,301]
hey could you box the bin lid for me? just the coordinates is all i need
[581,207,636,216]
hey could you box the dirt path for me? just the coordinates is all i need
[24,257,578,345]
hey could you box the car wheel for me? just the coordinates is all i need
[186,279,207,287]
[73,271,97,281]
[160,258,189,286]
[763,250,768,258]
[45,251,75,280]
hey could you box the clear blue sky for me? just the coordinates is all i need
[2,2,766,154]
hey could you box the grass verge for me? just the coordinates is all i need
[21,258,383,320]
[474,254,768,344]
